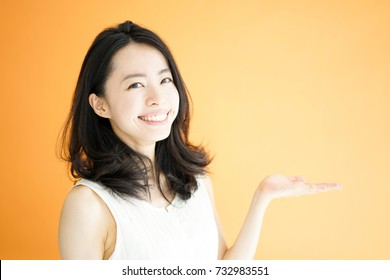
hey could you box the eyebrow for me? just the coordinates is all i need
[121,68,171,83]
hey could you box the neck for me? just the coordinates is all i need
[132,143,157,179]
[125,141,156,164]
[140,145,155,164]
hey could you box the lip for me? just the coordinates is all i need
[138,110,171,125]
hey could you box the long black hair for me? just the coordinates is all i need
[60,21,211,201]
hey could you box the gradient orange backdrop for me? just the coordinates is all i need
[0,0,389,259]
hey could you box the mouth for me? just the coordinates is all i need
[138,110,171,124]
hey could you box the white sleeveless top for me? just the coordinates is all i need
[75,177,219,260]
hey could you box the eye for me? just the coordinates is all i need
[127,82,144,90]
[161,77,173,84]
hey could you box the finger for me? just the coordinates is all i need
[288,176,305,182]
[296,176,305,182]
[306,183,342,193]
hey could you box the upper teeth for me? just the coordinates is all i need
[139,113,167,122]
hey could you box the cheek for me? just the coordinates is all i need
[173,92,182,122]
[171,90,180,111]
[107,95,140,120]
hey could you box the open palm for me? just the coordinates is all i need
[258,174,341,200]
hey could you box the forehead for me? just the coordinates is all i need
[110,43,169,75]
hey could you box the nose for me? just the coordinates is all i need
[145,85,164,106]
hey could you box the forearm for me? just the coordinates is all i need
[222,190,271,260]
[219,175,341,259]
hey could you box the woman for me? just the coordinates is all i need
[58,21,341,260]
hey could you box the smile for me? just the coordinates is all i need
[138,111,170,123]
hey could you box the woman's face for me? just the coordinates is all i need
[90,43,179,151]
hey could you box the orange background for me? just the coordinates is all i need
[0,0,389,259]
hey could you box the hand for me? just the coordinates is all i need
[257,174,342,202]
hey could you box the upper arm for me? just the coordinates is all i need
[200,175,228,259]
[58,185,114,259]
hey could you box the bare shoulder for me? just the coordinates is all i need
[64,185,107,211]
[61,185,112,223]
[59,185,116,259]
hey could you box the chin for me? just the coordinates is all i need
[151,130,172,143]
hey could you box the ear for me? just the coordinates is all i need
[88,93,111,118]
